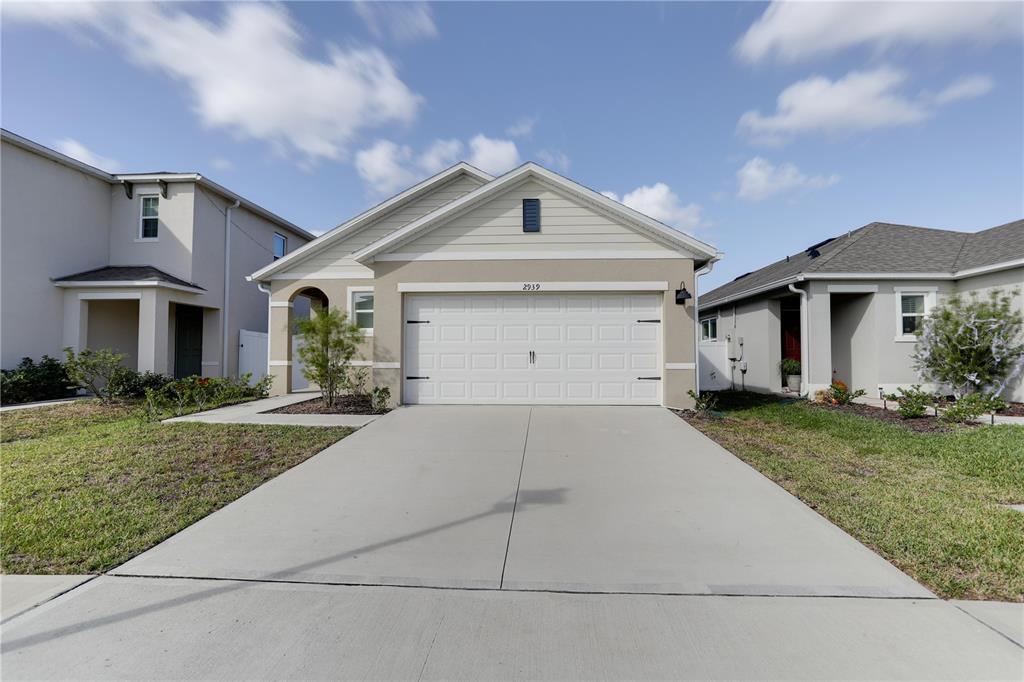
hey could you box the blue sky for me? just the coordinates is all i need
[3,1,1021,288]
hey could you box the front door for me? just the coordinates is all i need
[781,305,801,361]
[174,304,204,379]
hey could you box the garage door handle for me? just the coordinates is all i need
[406,376,430,380]
[636,319,661,323]
[636,376,661,380]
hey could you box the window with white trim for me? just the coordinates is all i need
[900,293,926,335]
[139,196,159,239]
[273,233,287,260]
[351,291,374,332]
[700,317,718,341]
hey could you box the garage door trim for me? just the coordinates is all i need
[398,281,669,293]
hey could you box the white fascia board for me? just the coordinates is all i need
[374,251,689,262]
[248,163,493,282]
[699,276,801,310]
[397,281,669,293]
[952,257,1024,278]
[53,280,204,294]
[353,163,720,264]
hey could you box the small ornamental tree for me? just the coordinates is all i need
[912,289,1023,399]
[63,347,125,402]
[294,307,363,408]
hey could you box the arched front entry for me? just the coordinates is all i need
[268,285,329,395]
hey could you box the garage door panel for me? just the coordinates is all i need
[404,293,661,405]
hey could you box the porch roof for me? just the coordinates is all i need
[52,265,205,293]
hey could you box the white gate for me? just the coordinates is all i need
[238,330,268,386]
[237,330,309,390]
[699,342,731,391]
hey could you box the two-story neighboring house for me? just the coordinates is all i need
[1,129,313,378]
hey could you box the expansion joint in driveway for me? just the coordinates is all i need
[499,407,532,589]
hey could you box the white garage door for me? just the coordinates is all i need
[403,293,662,405]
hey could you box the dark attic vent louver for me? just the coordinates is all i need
[523,198,541,232]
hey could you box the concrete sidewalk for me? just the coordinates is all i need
[163,392,379,428]
[2,577,1020,680]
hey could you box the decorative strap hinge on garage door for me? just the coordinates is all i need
[406,320,430,324]
[636,376,662,381]
[406,376,430,380]
[636,319,661,323]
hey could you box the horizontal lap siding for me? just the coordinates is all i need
[277,173,484,277]
[394,180,678,256]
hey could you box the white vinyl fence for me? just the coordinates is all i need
[699,342,732,391]
[237,330,307,390]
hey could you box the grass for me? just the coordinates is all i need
[685,393,1024,602]
[1,401,350,574]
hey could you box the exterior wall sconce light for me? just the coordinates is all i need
[675,284,692,305]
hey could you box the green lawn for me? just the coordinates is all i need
[1,401,350,574]
[685,393,1024,602]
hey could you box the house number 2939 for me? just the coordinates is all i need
[522,283,541,291]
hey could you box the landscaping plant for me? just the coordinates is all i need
[886,385,934,419]
[779,358,801,378]
[687,389,719,415]
[294,307,364,408]
[106,367,173,401]
[63,347,125,402]
[913,289,1024,399]
[371,385,392,413]
[818,379,866,405]
[939,393,988,424]
[139,373,273,421]
[0,355,74,405]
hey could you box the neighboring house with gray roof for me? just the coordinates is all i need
[698,220,1024,402]
[1,129,313,378]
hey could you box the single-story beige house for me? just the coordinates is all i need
[249,162,720,409]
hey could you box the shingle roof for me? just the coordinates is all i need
[53,265,204,290]
[701,220,1023,308]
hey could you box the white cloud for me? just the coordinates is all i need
[506,117,536,138]
[3,1,107,26]
[352,2,438,42]
[9,3,422,165]
[736,157,839,201]
[738,67,992,145]
[355,134,521,195]
[210,157,234,172]
[536,149,570,173]
[602,184,704,232]
[928,74,995,105]
[355,140,418,195]
[467,134,520,175]
[54,138,119,171]
[736,2,1023,64]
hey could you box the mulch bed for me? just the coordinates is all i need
[267,395,381,415]
[1001,402,1024,417]
[811,401,965,432]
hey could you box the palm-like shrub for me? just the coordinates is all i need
[913,289,1023,398]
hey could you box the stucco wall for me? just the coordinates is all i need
[1,140,111,368]
[108,183,195,282]
[711,298,782,393]
[85,299,139,368]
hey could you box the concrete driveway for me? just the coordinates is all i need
[109,405,928,597]
[5,406,1021,679]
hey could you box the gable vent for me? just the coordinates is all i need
[522,198,541,232]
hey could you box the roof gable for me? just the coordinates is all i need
[250,163,492,281]
[353,163,720,263]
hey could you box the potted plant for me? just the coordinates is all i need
[779,358,801,392]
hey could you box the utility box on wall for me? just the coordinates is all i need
[727,333,743,361]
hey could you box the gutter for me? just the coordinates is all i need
[787,282,809,397]
[222,199,241,376]
[693,259,717,394]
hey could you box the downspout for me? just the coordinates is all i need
[788,282,809,397]
[257,281,272,381]
[693,259,716,394]
[222,199,241,376]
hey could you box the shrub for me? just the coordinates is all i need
[138,373,274,421]
[939,393,987,424]
[294,307,364,408]
[371,385,392,413]
[687,389,719,414]
[913,289,1024,399]
[820,380,866,406]
[63,347,125,402]
[886,385,934,419]
[106,367,173,401]
[0,355,74,405]
[779,358,801,377]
